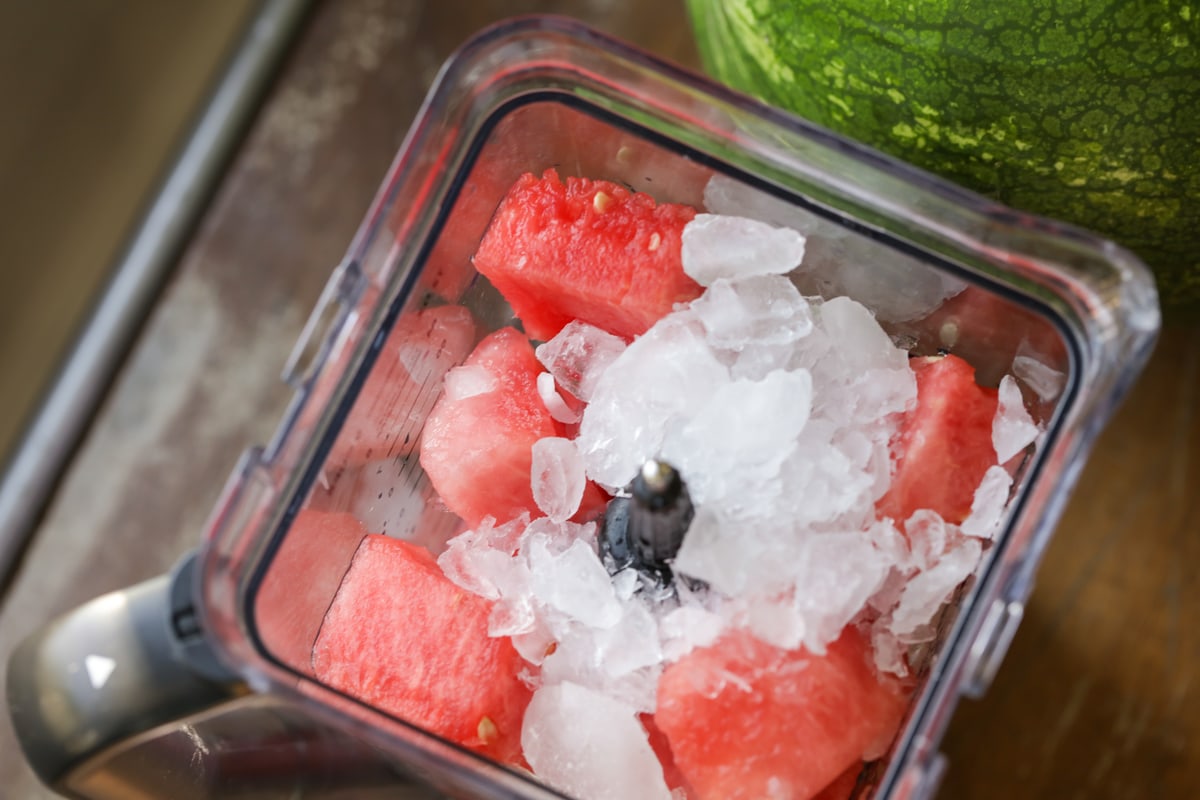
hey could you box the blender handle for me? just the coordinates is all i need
[6,551,242,790]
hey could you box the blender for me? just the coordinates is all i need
[6,16,1159,800]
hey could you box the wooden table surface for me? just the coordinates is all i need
[0,1,1195,798]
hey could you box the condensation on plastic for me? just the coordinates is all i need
[196,15,1159,800]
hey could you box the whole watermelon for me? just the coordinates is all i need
[688,0,1198,319]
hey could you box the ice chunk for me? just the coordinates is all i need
[993,375,1039,463]
[529,537,622,629]
[890,537,983,639]
[522,682,673,800]
[903,510,950,571]
[800,297,917,426]
[578,313,729,489]
[728,339,796,381]
[593,601,662,678]
[814,297,910,375]
[681,214,806,286]
[659,605,725,661]
[690,276,814,350]
[539,626,661,713]
[704,528,893,655]
[838,427,894,504]
[703,173,965,323]
[536,321,627,402]
[438,541,514,602]
[869,567,911,618]
[865,517,910,566]
[612,568,639,601]
[531,437,586,523]
[537,372,581,424]
[437,515,529,599]
[960,465,1013,540]
[1013,353,1066,402]
[673,509,765,595]
[521,516,596,554]
[442,364,495,400]
[661,369,812,508]
[870,624,909,677]
[739,596,808,652]
[702,174,827,233]
[866,519,913,615]
[793,233,967,324]
[488,588,537,638]
[673,510,803,597]
[788,533,892,654]
[671,509,746,593]
[773,421,876,528]
[510,615,557,666]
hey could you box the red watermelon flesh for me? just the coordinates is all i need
[877,354,1000,527]
[472,169,702,341]
[812,763,865,800]
[316,303,477,471]
[654,627,911,800]
[312,533,532,765]
[420,326,608,527]
[255,509,368,674]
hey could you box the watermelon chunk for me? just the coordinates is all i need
[472,169,702,341]
[877,354,1000,526]
[315,303,477,471]
[254,510,368,673]
[654,627,911,800]
[420,326,607,527]
[312,533,532,764]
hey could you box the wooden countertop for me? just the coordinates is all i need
[1,1,1195,798]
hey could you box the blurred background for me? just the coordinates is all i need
[0,1,256,464]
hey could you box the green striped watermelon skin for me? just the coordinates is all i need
[688,0,1198,318]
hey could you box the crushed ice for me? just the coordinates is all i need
[689,276,813,349]
[702,174,966,323]
[536,321,627,402]
[537,373,581,425]
[576,313,728,490]
[993,375,1040,463]
[531,437,586,522]
[1012,350,1065,402]
[435,207,1034,720]
[522,681,673,800]
[680,213,806,286]
[889,537,983,641]
[960,466,1013,541]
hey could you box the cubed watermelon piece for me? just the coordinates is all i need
[877,354,1000,526]
[313,303,477,471]
[312,533,532,764]
[419,326,608,527]
[654,627,910,800]
[472,169,702,341]
[254,510,368,674]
